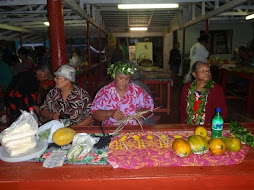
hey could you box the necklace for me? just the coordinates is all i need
[186,80,214,124]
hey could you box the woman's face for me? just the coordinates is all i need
[54,75,70,89]
[192,63,211,82]
[114,73,131,91]
[36,70,50,81]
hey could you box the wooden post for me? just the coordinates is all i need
[205,19,209,35]
[99,29,102,64]
[47,0,67,72]
[182,28,186,76]
[87,21,91,66]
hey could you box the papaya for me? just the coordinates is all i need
[194,126,208,138]
[222,137,241,152]
[209,138,226,155]
[52,127,76,146]
[172,138,191,158]
[188,135,209,155]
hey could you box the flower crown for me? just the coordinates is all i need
[107,61,137,78]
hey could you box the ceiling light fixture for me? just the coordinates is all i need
[44,21,49,26]
[130,27,148,31]
[246,13,254,20]
[118,4,179,9]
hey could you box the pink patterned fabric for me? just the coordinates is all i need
[91,82,154,126]
[108,131,250,169]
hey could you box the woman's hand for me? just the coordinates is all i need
[52,112,60,120]
[111,110,125,120]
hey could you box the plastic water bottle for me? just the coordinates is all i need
[211,108,224,138]
[29,107,38,124]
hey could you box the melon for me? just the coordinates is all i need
[188,135,209,155]
[52,127,76,146]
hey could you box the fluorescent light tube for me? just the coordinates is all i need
[246,13,254,20]
[44,21,49,26]
[118,4,179,9]
[130,27,148,31]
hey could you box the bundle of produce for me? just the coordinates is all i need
[228,121,254,148]
[67,133,95,162]
[36,120,64,143]
[0,111,38,157]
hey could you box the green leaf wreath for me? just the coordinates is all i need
[107,61,137,79]
[186,80,214,125]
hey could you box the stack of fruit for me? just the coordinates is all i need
[172,126,242,158]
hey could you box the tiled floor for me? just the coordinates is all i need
[156,76,254,124]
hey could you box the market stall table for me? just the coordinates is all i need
[141,67,172,115]
[0,123,254,189]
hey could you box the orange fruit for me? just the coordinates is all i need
[194,126,208,138]
[209,138,226,155]
[172,138,191,158]
[223,137,241,152]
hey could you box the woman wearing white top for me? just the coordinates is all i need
[184,35,209,84]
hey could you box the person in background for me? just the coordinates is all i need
[231,48,239,62]
[18,47,34,70]
[119,38,129,60]
[184,34,209,84]
[91,61,154,126]
[238,46,249,66]
[180,61,227,125]
[5,62,50,123]
[169,42,181,81]
[0,40,14,67]
[40,65,94,127]
[111,42,124,64]
[36,46,49,65]
[10,54,24,76]
[0,59,12,91]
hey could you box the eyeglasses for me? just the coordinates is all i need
[54,76,65,80]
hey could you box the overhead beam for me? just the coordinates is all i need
[0,23,36,34]
[179,0,247,29]
[63,0,108,34]
[0,0,46,6]
[0,16,81,22]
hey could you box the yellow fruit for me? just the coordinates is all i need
[188,135,209,155]
[52,127,76,146]
[194,126,208,138]
[172,138,191,158]
[223,137,241,152]
[209,138,226,155]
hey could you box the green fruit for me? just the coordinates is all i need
[222,137,241,152]
[188,135,209,155]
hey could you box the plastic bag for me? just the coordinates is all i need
[67,133,95,162]
[0,110,38,144]
[36,120,64,143]
[0,110,38,156]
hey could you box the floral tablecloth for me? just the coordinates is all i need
[107,131,250,169]
[30,134,109,165]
